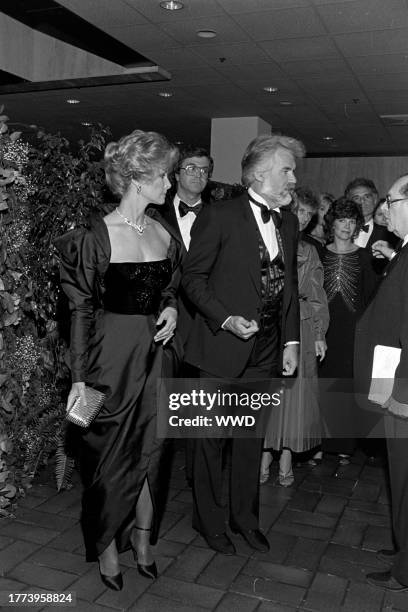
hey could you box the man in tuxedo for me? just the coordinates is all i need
[158,146,213,345]
[157,146,214,482]
[182,134,302,555]
[355,174,408,592]
[345,177,398,273]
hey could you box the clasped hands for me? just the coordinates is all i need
[223,315,298,375]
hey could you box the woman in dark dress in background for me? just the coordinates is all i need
[55,130,180,590]
[319,197,377,463]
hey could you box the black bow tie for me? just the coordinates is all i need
[361,224,370,233]
[248,195,281,228]
[179,201,202,217]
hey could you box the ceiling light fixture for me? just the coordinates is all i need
[81,121,92,126]
[197,30,217,38]
[279,101,292,106]
[263,86,278,93]
[160,1,184,10]
[158,92,173,97]
[323,136,334,141]
[66,99,80,104]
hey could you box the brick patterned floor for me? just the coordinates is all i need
[0,447,405,612]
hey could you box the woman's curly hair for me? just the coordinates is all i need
[324,196,365,242]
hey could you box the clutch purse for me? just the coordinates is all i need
[66,385,106,427]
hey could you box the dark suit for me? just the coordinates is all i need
[355,243,408,586]
[154,194,212,347]
[182,193,299,535]
[363,222,399,275]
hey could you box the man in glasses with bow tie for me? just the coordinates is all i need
[345,177,398,274]
[181,134,302,555]
[162,145,213,251]
[355,175,408,593]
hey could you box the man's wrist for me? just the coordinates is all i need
[221,315,232,329]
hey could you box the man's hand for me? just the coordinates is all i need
[372,240,394,260]
[315,339,327,361]
[223,316,259,340]
[282,344,298,376]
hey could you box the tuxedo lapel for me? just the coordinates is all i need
[239,195,262,297]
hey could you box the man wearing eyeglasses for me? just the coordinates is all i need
[345,177,398,273]
[182,134,301,555]
[355,174,408,592]
[161,145,213,251]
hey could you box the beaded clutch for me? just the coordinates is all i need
[66,386,106,428]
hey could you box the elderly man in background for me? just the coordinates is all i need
[345,177,398,273]
[182,134,301,555]
[355,174,408,592]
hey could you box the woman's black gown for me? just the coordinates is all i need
[319,248,377,454]
[56,213,181,561]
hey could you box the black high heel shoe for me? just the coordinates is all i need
[98,563,123,591]
[131,527,157,580]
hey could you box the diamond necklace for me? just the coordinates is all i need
[115,207,148,234]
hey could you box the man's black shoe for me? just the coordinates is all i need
[366,570,408,592]
[376,549,397,565]
[202,532,236,555]
[231,528,270,552]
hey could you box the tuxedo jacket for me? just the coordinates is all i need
[150,194,213,347]
[355,244,408,405]
[182,194,300,377]
[365,223,399,275]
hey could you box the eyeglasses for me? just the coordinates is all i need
[385,195,408,209]
[179,164,210,177]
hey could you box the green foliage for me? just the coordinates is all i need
[0,111,111,513]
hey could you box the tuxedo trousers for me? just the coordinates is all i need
[191,322,279,536]
[385,415,408,586]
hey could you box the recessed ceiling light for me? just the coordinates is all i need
[160,1,184,10]
[158,92,173,97]
[323,136,334,141]
[263,86,278,93]
[197,30,217,38]
[66,98,80,104]
[81,121,92,126]
[279,101,292,106]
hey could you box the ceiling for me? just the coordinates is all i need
[2,0,408,156]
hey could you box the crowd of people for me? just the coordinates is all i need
[56,129,408,594]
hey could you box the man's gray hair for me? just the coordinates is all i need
[396,176,408,197]
[241,134,306,187]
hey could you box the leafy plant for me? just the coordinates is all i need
[0,111,111,513]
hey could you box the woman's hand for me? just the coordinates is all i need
[67,381,86,412]
[315,339,327,361]
[154,307,177,345]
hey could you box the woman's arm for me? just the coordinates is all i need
[155,236,180,344]
[307,245,329,359]
[54,228,97,383]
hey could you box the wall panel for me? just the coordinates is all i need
[297,156,408,199]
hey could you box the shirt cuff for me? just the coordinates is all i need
[284,341,300,346]
[221,315,233,329]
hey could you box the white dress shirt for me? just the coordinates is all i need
[354,217,373,248]
[247,187,280,260]
[173,194,202,251]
